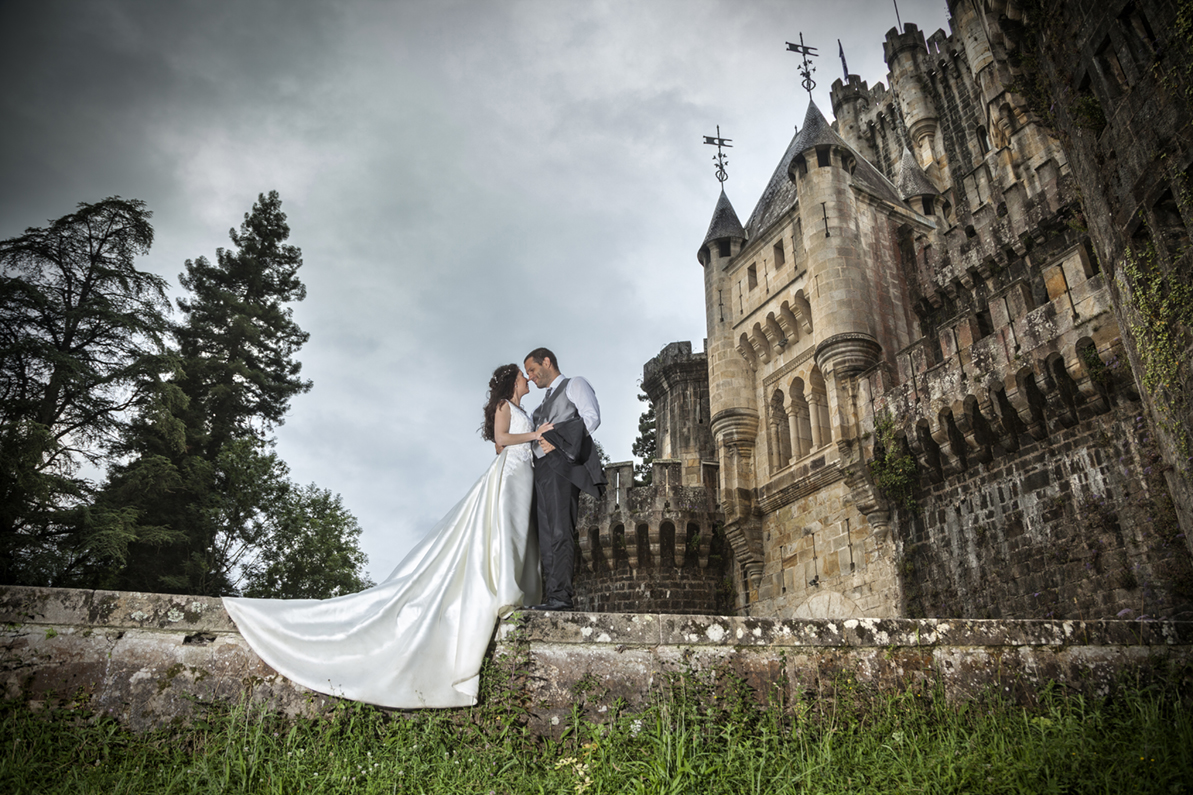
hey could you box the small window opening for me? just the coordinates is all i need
[816,147,832,168]
[1120,3,1157,57]
[1096,37,1129,94]
[717,240,731,257]
[975,125,989,154]
[747,264,758,290]
[976,307,994,339]
[773,242,786,269]
[921,196,935,215]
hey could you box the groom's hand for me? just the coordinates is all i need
[536,423,556,454]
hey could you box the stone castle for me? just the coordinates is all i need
[575,0,1193,621]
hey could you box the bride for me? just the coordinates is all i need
[223,364,549,709]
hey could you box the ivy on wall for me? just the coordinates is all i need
[1118,232,1193,468]
[868,414,919,512]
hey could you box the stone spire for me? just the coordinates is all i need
[698,188,747,264]
[894,146,938,201]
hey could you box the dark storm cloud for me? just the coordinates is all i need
[1,0,951,577]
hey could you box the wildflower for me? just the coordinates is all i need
[630,719,644,736]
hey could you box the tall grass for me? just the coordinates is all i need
[2,674,1190,794]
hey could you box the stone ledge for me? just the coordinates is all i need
[2,586,1190,733]
[500,610,1193,648]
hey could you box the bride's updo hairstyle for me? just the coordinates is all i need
[482,363,520,442]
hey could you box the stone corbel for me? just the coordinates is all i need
[736,337,758,369]
[749,328,772,363]
[762,315,785,351]
[778,304,800,344]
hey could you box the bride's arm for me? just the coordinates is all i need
[494,401,552,449]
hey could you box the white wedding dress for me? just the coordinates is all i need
[223,402,541,708]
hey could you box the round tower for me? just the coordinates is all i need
[786,101,883,381]
[884,23,945,185]
[697,189,762,601]
[697,189,758,456]
[830,74,876,165]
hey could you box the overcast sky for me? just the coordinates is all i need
[1,0,950,581]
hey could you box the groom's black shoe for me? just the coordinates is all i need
[529,600,573,612]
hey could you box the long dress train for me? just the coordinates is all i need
[222,403,541,708]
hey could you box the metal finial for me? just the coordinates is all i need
[894,0,903,30]
[702,125,733,184]
[839,39,849,82]
[786,33,819,96]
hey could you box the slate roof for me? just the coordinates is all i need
[743,100,907,240]
[743,128,804,239]
[702,188,747,248]
[895,146,939,199]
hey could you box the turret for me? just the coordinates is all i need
[895,146,940,218]
[697,189,753,427]
[830,74,876,164]
[785,100,883,380]
[642,342,715,488]
[697,188,761,595]
[884,24,947,187]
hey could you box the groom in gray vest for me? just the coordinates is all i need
[525,348,605,611]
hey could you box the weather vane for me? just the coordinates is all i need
[786,33,819,97]
[703,125,732,184]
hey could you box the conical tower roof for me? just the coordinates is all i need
[895,146,938,199]
[744,126,804,238]
[701,188,747,250]
[789,100,905,206]
[745,101,907,239]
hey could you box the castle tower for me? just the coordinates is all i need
[884,23,948,188]
[641,342,716,489]
[786,101,884,442]
[830,74,877,165]
[697,189,764,596]
[573,341,729,616]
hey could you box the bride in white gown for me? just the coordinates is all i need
[223,364,548,709]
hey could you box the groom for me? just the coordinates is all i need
[525,347,605,611]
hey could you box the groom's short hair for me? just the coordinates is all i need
[525,347,558,371]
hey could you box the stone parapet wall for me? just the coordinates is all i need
[3,586,1191,734]
[573,565,727,615]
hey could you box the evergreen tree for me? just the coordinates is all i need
[632,392,656,486]
[0,198,171,585]
[175,190,312,456]
[111,191,320,595]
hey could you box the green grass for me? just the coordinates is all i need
[2,678,1191,794]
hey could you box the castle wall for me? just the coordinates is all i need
[574,460,730,616]
[1005,0,1193,552]
[904,403,1189,620]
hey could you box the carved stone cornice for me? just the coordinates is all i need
[762,344,818,390]
[758,459,845,513]
[814,332,882,376]
[710,408,760,448]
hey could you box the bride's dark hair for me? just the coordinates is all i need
[481,364,520,442]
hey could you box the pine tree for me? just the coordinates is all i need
[111,192,318,595]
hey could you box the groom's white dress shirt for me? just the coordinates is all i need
[542,374,600,435]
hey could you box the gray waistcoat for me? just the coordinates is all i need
[532,378,578,459]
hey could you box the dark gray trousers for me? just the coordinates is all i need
[533,456,578,604]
